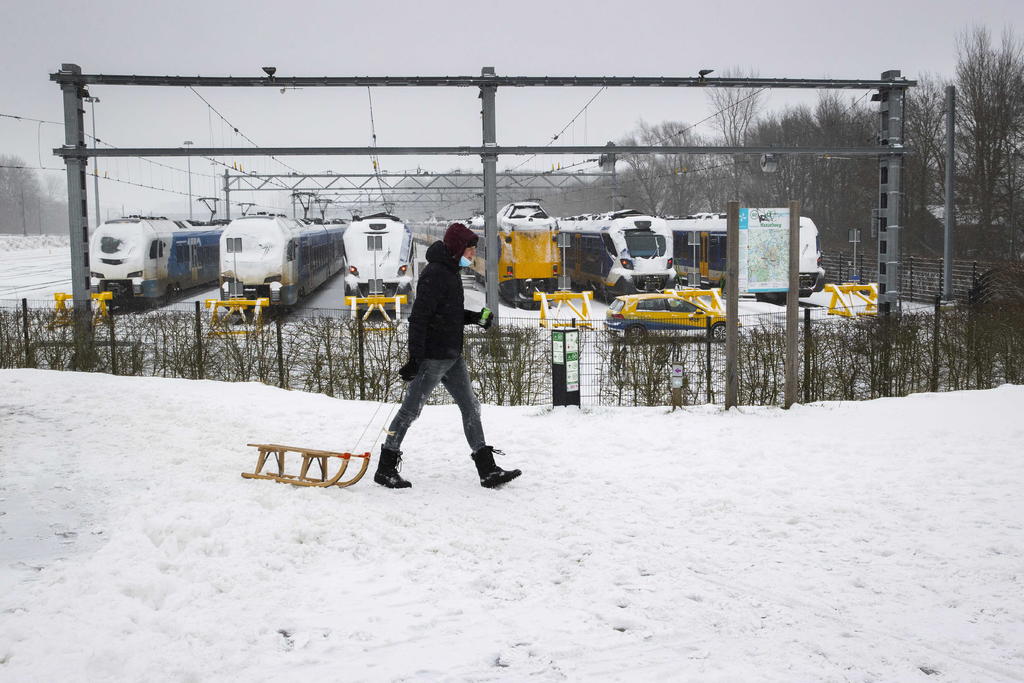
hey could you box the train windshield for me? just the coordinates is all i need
[509,205,548,219]
[100,236,124,254]
[624,230,666,258]
[95,224,142,258]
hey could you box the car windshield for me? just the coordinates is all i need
[624,231,665,258]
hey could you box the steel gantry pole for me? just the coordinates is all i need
[224,169,231,222]
[479,67,500,321]
[876,70,905,314]
[59,64,92,331]
[85,95,100,227]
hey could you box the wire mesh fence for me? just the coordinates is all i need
[2,297,1023,408]
[821,252,988,303]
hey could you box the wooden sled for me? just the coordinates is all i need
[242,443,372,488]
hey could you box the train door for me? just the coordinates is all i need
[188,238,200,285]
[699,233,709,279]
[149,238,167,281]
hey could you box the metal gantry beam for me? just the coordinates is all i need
[54,62,915,326]
[224,171,611,193]
[51,72,916,90]
[54,145,898,159]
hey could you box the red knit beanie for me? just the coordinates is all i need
[443,222,479,259]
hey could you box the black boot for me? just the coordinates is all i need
[471,446,521,489]
[374,447,412,489]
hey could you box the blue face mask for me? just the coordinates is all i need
[459,255,472,267]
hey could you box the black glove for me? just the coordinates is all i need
[476,307,493,329]
[399,357,421,382]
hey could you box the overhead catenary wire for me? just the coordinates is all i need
[186,87,313,187]
[509,87,608,173]
[365,87,390,209]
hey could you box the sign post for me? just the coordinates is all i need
[552,328,580,407]
[670,363,684,410]
[848,228,861,282]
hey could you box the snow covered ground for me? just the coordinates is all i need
[1,369,1022,681]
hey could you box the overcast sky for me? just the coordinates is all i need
[1,0,1021,220]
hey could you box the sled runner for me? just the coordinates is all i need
[242,443,372,488]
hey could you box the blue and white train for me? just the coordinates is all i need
[219,213,345,306]
[558,209,675,300]
[342,212,415,304]
[89,216,223,306]
[666,212,825,299]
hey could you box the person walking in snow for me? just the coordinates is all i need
[374,222,522,490]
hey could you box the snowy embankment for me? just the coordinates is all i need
[1,370,1022,681]
[0,234,69,252]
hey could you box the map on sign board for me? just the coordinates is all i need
[739,207,789,293]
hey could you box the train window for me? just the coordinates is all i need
[624,231,665,258]
[287,240,296,261]
[601,234,616,255]
[100,236,123,254]
[226,237,242,253]
[149,240,159,259]
[509,205,548,219]
[367,235,383,251]
[176,243,188,262]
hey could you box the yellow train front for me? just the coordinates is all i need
[470,202,560,308]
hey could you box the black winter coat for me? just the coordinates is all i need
[408,241,478,359]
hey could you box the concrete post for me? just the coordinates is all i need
[725,201,739,409]
[877,70,905,314]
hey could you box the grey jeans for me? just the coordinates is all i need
[383,356,485,453]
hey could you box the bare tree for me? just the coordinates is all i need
[705,67,766,198]
[902,73,950,254]
[617,120,702,216]
[955,26,1024,258]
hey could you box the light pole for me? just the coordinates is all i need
[183,140,194,220]
[84,96,100,227]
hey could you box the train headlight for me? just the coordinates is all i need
[127,271,142,278]
[666,258,673,268]
[90,271,104,279]
[619,258,634,270]
[349,265,359,276]
[397,264,407,275]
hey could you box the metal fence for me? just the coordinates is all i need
[821,252,989,303]
[3,296,1022,408]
